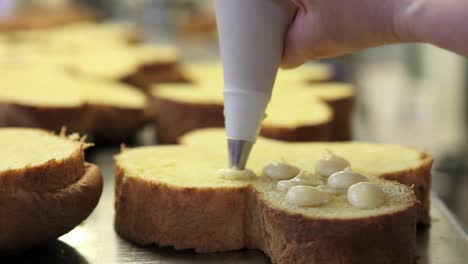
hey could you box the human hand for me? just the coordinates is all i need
[282,0,412,68]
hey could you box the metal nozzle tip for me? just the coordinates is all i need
[228,139,254,169]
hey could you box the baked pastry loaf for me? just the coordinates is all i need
[0,67,148,142]
[150,83,332,143]
[181,128,433,225]
[0,128,102,252]
[115,143,418,264]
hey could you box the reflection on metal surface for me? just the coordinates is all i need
[228,139,254,169]
[2,240,89,264]
[2,147,468,263]
[61,226,92,248]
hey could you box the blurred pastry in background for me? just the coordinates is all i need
[0,67,149,142]
[9,22,143,49]
[180,61,336,84]
[0,0,99,32]
[0,33,185,91]
[150,83,337,144]
[275,81,355,141]
[67,44,187,90]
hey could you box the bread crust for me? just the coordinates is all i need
[381,152,433,225]
[114,171,250,252]
[122,63,189,91]
[92,105,148,142]
[114,163,416,264]
[257,195,415,264]
[0,102,147,142]
[0,145,85,192]
[152,97,224,144]
[152,96,333,144]
[0,163,103,253]
[324,95,354,141]
[0,102,95,135]
[260,123,331,142]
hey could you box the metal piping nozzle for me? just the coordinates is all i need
[227,139,254,169]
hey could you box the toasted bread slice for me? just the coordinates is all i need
[150,83,333,143]
[115,143,418,264]
[181,128,433,225]
[0,128,102,252]
[0,67,148,142]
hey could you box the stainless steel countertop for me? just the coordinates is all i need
[3,146,468,264]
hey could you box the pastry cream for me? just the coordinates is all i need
[216,168,256,180]
[262,162,300,180]
[327,167,369,189]
[286,186,331,207]
[315,150,350,177]
[277,171,324,192]
[316,184,345,195]
[347,182,386,209]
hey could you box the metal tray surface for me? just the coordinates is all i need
[3,147,468,264]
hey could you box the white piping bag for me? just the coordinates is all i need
[215,0,295,168]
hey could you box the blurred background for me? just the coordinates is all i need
[0,0,467,229]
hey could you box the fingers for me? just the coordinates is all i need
[281,9,310,69]
[290,0,308,11]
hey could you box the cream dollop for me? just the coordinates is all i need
[286,186,331,207]
[327,167,369,189]
[277,170,324,192]
[263,162,300,180]
[347,182,386,209]
[216,168,256,180]
[315,150,350,177]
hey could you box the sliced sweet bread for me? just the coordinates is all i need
[115,143,419,264]
[0,67,148,142]
[150,83,332,143]
[0,128,102,252]
[180,128,433,225]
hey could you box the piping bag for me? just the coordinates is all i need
[215,0,296,169]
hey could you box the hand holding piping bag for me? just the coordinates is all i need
[282,0,468,68]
